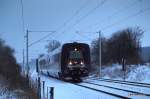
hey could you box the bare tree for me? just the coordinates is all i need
[107,27,144,70]
[91,36,110,66]
[45,40,61,53]
[91,27,144,70]
[0,38,20,84]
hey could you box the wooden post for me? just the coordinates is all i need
[50,87,54,99]
[47,87,49,99]
[36,59,39,73]
[38,77,41,99]
[122,58,126,81]
[42,81,45,99]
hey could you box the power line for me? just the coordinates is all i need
[75,30,99,41]
[28,31,56,47]
[28,30,56,33]
[26,0,90,47]
[76,6,150,40]
[101,7,150,31]
[55,0,90,32]
[86,0,141,29]
[20,0,25,33]
[24,0,106,48]
[41,0,91,42]
[61,0,107,34]
[20,0,26,45]
[76,7,150,40]
[75,31,94,41]
[62,0,144,43]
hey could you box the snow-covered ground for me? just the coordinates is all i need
[32,72,150,99]
[31,64,150,99]
[126,65,150,83]
[39,75,121,99]
[0,75,29,99]
[84,79,150,99]
[101,64,150,84]
[29,63,150,99]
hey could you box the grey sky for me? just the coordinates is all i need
[0,0,150,63]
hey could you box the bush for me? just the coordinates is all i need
[91,27,144,69]
[0,38,38,98]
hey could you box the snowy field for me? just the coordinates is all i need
[84,79,150,99]
[36,73,150,99]
[0,75,28,99]
[101,64,150,84]
[30,63,150,99]
[40,75,122,99]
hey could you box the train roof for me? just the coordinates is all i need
[38,46,61,60]
[38,42,89,60]
[62,42,89,47]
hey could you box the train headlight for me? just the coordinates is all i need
[69,61,72,65]
[74,48,77,51]
[80,61,84,65]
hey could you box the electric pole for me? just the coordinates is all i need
[22,49,25,74]
[26,30,29,78]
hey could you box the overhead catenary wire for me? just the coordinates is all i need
[26,0,91,47]
[20,0,57,48]
[71,5,150,78]
[28,30,56,33]
[75,31,94,41]
[54,0,107,41]
[20,0,25,33]
[76,7,150,40]
[28,31,56,47]
[86,0,142,29]
[55,0,90,32]
[84,6,150,32]
[100,7,150,31]
[24,0,150,47]
[26,0,107,47]
[20,0,26,50]
[61,0,107,34]
[20,0,27,67]
[71,0,145,40]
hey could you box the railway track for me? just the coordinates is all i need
[41,73,150,99]
[42,73,129,98]
[74,83,130,99]
[88,78,150,88]
[81,81,150,98]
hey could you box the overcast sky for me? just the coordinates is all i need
[0,0,150,63]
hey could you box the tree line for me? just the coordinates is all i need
[0,39,20,83]
[42,27,144,71]
[91,27,144,70]
[0,38,32,89]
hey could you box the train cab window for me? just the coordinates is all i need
[69,51,83,59]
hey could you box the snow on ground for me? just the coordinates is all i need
[30,63,150,99]
[39,74,120,99]
[85,79,150,99]
[0,75,28,99]
[126,65,150,83]
[101,64,150,83]
[79,82,150,99]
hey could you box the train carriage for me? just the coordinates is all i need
[39,42,91,82]
[59,42,90,80]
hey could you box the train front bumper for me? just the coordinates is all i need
[67,67,88,77]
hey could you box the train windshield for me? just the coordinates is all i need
[69,51,83,60]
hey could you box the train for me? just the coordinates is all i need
[38,42,91,82]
